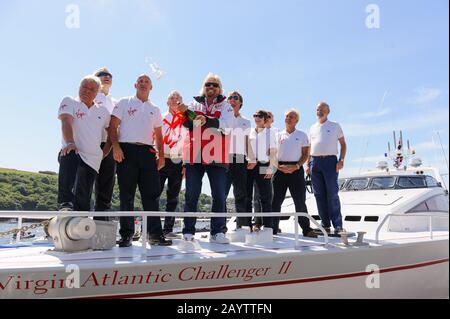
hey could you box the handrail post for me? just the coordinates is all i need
[294,214,299,248]
[141,215,148,257]
[429,216,433,240]
[16,217,22,242]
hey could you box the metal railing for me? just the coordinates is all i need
[375,213,449,244]
[0,211,329,255]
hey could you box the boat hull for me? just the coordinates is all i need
[0,239,447,299]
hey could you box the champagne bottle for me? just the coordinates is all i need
[184,109,197,121]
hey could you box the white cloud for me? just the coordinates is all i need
[360,107,391,118]
[343,108,449,137]
[408,87,442,105]
[351,155,387,164]
[414,141,448,151]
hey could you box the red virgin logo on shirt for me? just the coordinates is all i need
[76,109,86,119]
[128,107,138,117]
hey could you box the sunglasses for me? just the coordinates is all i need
[253,114,265,119]
[96,72,113,78]
[205,82,220,88]
[228,96,240,101]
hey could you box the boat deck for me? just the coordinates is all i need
[1,230,448,271]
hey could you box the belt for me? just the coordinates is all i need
[123,142,150,146]
[278,161,298,165]
[312,155,336,159]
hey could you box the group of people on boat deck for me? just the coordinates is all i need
[57,69,347,248]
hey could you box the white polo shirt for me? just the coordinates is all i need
[95,92,116,143]
[58,96,111,172]
[248,128,278,163]
[309,120,344,156]
[162,111,188,159]
[278,129,310,162]
[230,115,251,156]
[112,96,163,146]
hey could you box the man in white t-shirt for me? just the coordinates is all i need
[272,109,317,237]
[93,67,117,219]
[57,75,111,212]
[224,91,252,229]
[307,102,347,235]
[109,74,170,247]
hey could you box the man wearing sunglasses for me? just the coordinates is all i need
[224,91,251,229]
[93,68,117,221]
[177,73,234,245]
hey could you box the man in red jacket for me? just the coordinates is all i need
[177,73,234,244]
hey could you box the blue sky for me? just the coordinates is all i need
[0,0,448,194]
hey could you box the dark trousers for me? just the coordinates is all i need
[252,179,273,227]
[310,156,343,229]
[183,164,227,236]
[272,166,312,235]
[94,143,116,221]
[225,155,250,227]
[158,158,183,233]
[116,143,163,239]
[58,151,97,211]
[246,163,274,229]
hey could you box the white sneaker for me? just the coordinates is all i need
[210,233,230,244]
[183,233,195,241]
[178,233,201,251]
[164,232,180,239]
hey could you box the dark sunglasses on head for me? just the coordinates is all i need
[205,82,220,88]
[96,71,113,78]
[228,96,240,101]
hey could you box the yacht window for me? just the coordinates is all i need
[425,195,449,212]
[398,176,426,188]
[425,176,439,187]
[370,177,396,190]
[338,179,347,190]
[346,178,369,191]
[408,201,429,213]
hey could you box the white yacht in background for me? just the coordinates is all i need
[0,132,448,299]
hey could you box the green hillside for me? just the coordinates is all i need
[0,168,234,213]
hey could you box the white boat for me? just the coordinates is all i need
[0,133,448,299]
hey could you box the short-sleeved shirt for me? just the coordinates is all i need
[248,128,278,163]
[112,96,163,146]
[58,96,111,172]
[162,111,188,159]
[309,120,344,156]
[230,115,251,156]
[94,92,116,143]
[277,129,310,162]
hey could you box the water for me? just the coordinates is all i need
[0,219,211,245]
[0,221,46,245]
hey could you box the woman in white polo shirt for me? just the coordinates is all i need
[247,109,278,233]
[109,74,170,247]
[272,109,317,238]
